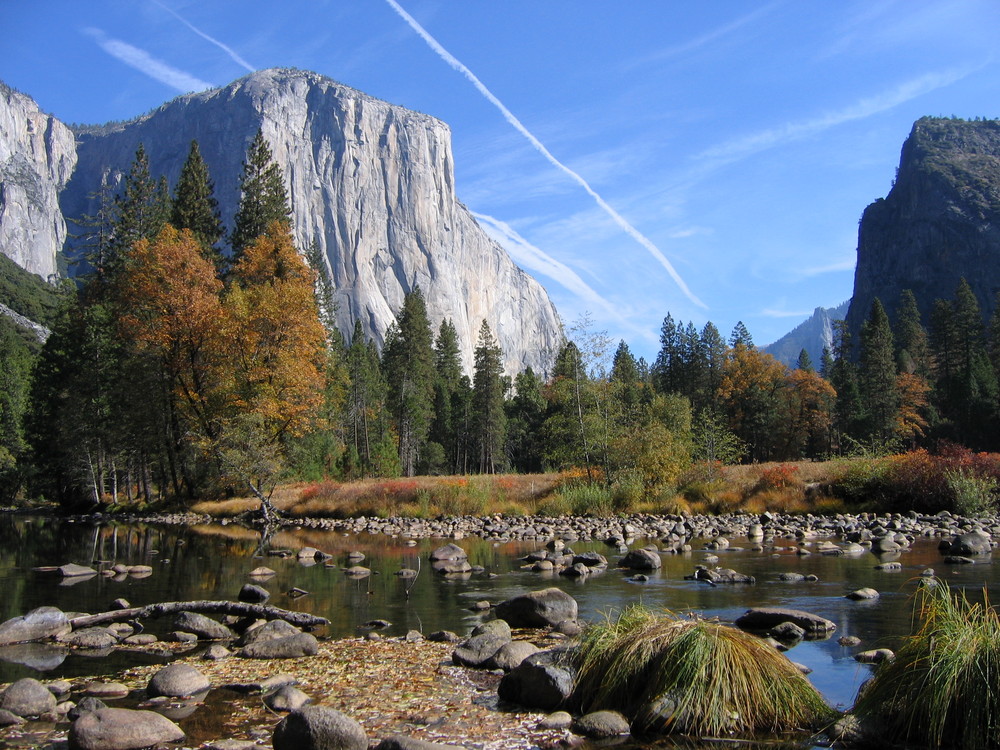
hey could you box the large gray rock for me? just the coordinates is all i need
[62,627,120,649]
[429,543,468,561]
[0,677,56,717]
[451,631,509,668]
[486,641,541,672]
[949,531,993,556]
[497,650,575,711]
[146,664,210,698]
[735,607,837,636]
[68,707,184,750]
[495,588,578,628]
[619,548,661,571]
[375,737,467,750]
[239,632,319,659]
[0,81,76,279]
[173,611,236,640]
[572,710,631,739]
[272,705,367,750]
[0,606,71,645]
[60,68,563,376]
[239,618,302,646]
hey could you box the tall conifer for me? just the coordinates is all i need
[230,129,291,261]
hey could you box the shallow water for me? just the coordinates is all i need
[0,513,997,747]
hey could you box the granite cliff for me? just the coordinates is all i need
[0,82,77,280]
[763,301,849,368]
[58,68,562,376]
[845,117,1000,342]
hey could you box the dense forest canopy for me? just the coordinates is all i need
[2,134,1000,510]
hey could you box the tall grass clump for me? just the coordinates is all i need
[852,581,1000,749]
[560,483,615,516]
[574,605,832,737]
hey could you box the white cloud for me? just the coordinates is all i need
[150,0,255,72]
[796,256,857,278]
[383,0,706,309]
[761,307,815,318]
[83,27,213,92]
[696,65,983,167]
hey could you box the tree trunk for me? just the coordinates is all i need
[69,600,328,630]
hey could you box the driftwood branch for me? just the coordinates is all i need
[68,601,328,631]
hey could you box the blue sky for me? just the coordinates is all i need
[3,1,999,361]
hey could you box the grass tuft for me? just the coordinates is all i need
[573,605,832,737]
[852,581,1000,749]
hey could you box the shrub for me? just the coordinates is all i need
[751,463,802,493]
[677,461,726,504]
[560,483,615,516]
[574,605,832,736]
[945,469,998,516]
[852,582,1000,749]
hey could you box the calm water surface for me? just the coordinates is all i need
[0,513,996,748]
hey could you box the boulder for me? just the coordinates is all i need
[735,607,836,636]
[68,697,108,721]
[0,709,25,726]
[239,619,301,646]
[688,567,755,584]
[146,664,210,698]
[472,619,511,641]
[375,736,468,750]
[619,548,661,571]
[497,650,575,710]
[486,641,541,672]
[264,685,312,712]
[0,606,71,645]
[572,710,631,739]
[272,705,367,750]
[0,677,57,717]
[69,707,184,750]
[240,632,319,659]
[173,611,236,640]
[846,588,880,601]
[62,627,120,649]
[452,632,509,668]
[57,563,98,578]
[238,583,270,603]
[495,588,578,628]
[949,531,993,556]
[429,543,467,562]
[855,648,895,664]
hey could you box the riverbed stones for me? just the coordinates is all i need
[83,682,130,700]
[68,707,184,750]
[61,627,120,649]
[855,648,894,664]
[272,705,367,750]
[495,588,578,629]
[572,710,631,739]
[240,618,301,645]
[537,711,572,730]
[0,677,57,717]
[147,663,210,698]
[375,736,468,750]
[735,607,836,636]
[486,641,541,672]
[0,606,71,645]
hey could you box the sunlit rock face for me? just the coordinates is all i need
[0,82,77,280]
[61,68,562,375]
[846,117,1000,342]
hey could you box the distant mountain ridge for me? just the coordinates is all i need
[763,301,849,368]
[1,69,563,376]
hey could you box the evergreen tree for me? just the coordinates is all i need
[171,140,224,266]
[229,129,291,261]
[652,313,680,394]
[829,320,863,451]
[506,367,546,473]
[382,288,435,476]
[472,321,507,474]
[108,144,170,282]
[894,289,930,377]
[858,298,899,445]
[428,319,462,473]
[795,349,813,372]
[729,321,754,349]
[0,325,33,501]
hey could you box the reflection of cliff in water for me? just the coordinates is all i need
[0,514,997,713]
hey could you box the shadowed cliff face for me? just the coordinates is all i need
[0,82,77,280]
[58,68,562,376]
[846,117,1000,342]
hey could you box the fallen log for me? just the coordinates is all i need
[68,601,328,631]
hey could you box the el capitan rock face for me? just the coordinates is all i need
[0,81,77,280]
[846,117,1000,341]
[59,68,562,375]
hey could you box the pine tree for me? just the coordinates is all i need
[109,144,170,281]
[382,288,436,476]
[795,349,813,372]
[472,320,507,474]
[729,321,754,349]
[505,367,546,473]
[429,319,462,473]
[829,320,862,451]
[894,289,930,377]
[229,129,291,261]
[858,298,899,445]
[171,140,223,266]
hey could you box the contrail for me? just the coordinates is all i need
[84,27,212,92]
[150,0,255,72]
[383,0,706,309]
